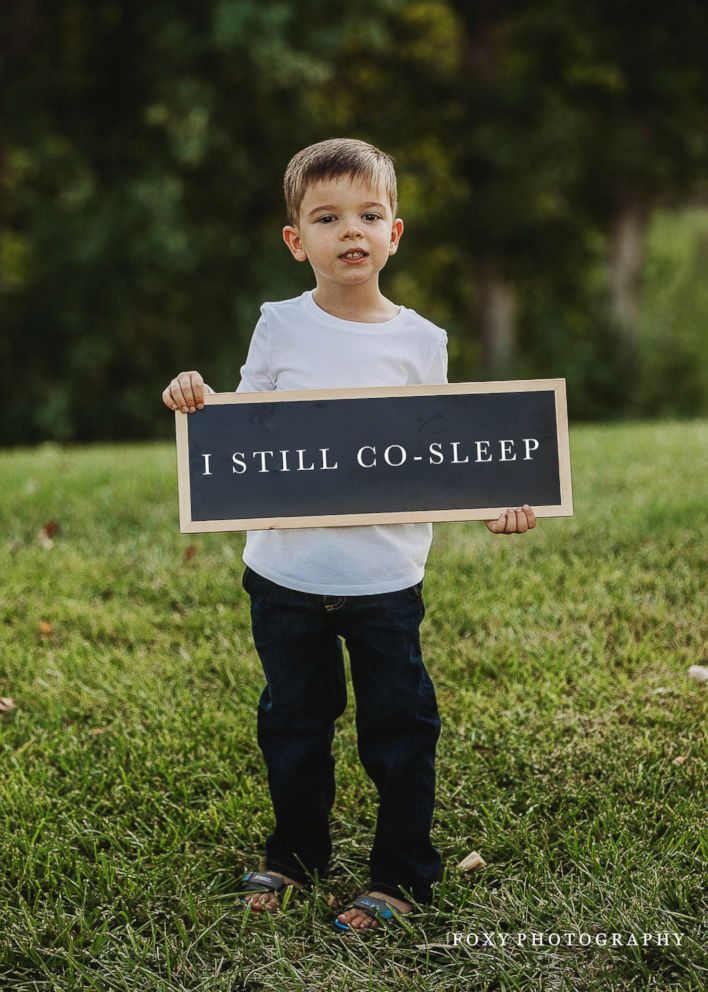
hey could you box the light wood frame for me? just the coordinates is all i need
[175,378,573,533]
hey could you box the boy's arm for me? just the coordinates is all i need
[236,309,275,393]
[424,333,448,386]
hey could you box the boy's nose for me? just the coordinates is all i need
[341,220,364,236]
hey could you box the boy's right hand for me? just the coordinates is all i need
[162,370,206,413]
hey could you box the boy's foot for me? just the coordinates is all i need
[336,890,413,930]
[241,870,301,912]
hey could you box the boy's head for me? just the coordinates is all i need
[283,137,398,228]
[282,137,404,290]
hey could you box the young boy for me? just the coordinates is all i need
[162,138,537,932]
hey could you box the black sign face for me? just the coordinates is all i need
[175,381,573,533]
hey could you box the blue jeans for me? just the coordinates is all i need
[241,564,442,905]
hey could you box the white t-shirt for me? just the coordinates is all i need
[206,288,448,595]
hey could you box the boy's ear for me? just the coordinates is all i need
[283,226,307,261]
[388,218,404,256]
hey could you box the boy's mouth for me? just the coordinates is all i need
[338,249,369,262]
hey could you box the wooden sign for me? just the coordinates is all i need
[175,379,573,533]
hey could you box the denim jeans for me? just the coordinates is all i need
[241,564,442,905]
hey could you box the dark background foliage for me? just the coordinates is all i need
[2,0,707,445]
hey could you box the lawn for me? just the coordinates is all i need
[0,419,706,991]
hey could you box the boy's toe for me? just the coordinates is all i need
[338,907,379,929]
[244,891,278,912]
[241,869,298,914]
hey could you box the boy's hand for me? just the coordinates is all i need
[162,371,206,413]
[484,505,537,535]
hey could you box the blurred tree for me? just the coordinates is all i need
[385,0,708,403]
[554,0,708,390]
[1,0,706,444]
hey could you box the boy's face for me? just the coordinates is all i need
[283,175,403,291]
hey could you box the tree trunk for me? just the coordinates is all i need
[476,261,517,380]
[607,195,650,371]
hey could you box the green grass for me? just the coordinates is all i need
[0,419,706,991]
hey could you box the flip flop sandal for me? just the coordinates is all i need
[332,893,410,932]
[237,871,294,911]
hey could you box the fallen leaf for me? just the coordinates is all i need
[89,727,107,737]
[36,529,53,549]
[183,544,198,562]
[39,620,53,635]
[457,850,487,872]
[0,697,16,714]
[36,520,60,549]
[672,754,689,766]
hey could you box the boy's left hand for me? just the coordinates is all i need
[484,504,537,535]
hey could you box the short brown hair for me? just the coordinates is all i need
[283,137,398,228]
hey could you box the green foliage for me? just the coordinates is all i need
[1,1,708,444]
